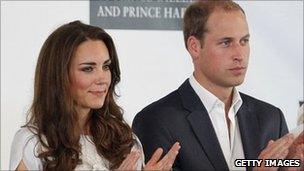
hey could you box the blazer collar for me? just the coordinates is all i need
[237,95,261,160]
[178,79,229,170]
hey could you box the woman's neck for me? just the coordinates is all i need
[76,106,91,135]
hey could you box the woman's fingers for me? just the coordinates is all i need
[160,142,181,170]
[145,142,181,171]
[117,150,140,170]
[128,151,141,170]
[128,151,140,170]
[146,148,163,166]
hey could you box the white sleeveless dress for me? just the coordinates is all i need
[9,127,145,170]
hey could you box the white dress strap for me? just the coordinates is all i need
[132,133,145,169]
[9,127,42,170]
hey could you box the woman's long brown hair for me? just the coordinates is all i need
[25,21,134,170]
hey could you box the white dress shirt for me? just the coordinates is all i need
[189,75,245,170]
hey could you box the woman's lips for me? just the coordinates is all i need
[89,90,106,97]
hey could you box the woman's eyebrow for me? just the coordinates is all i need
[79,62,97,66]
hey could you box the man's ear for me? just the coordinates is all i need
[187,36,202,61]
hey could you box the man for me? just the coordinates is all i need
[133,1,303,171]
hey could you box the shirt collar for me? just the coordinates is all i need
[231,87,243,115]
[189,74,243,115]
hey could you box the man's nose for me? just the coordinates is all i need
[232,44,245,61]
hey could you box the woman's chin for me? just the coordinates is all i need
[89,101,105,109]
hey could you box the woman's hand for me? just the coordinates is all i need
[116,150,141,170]
[144,142,181,170]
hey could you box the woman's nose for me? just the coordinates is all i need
[95,67,107,83]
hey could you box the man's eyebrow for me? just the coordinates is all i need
[219,37,233,42]
[242,34,250,39]
[218,34,250,41]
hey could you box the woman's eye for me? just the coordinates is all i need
[103,64,110,71]
[81,67,93,72]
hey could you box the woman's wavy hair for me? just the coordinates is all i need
[25,20,134,170]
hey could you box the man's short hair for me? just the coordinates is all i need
[183,0,245,49]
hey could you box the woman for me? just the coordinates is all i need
[9,21,180,170]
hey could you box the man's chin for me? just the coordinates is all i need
[224,79,245,87]
[234,80,244,86]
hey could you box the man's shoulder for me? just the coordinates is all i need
[239,93,288,136]
[239,92,283,118]
[134,87,189,125]
[240,92,279,109]
[140,89,181,115]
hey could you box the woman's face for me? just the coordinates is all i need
[69,40,112,111]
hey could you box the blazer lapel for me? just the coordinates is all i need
[237,95,261,160]
[178,80,229,170]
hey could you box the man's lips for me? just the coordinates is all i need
[229,66,246,70]
[229,67,246,75]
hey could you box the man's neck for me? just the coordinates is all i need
[193,72,234,111]
[193,73,235,141]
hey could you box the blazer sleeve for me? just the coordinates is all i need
[132,110,181,171]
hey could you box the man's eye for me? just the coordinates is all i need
[81,67,93,72]
[241,39,249,45]
[220,41,230,47]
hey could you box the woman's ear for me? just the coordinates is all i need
[186,36,202,61]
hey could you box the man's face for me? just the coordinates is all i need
[195,9,250,89]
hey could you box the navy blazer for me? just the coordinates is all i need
[132,79,288,171]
